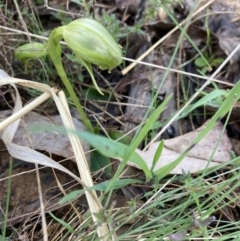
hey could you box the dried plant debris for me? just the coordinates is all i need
[0,111,90,226]
[0,139,85,226]
[0,110,90,163]
[120,51,179,138]
[133,120,232,173]
[111,0,146,20]
[116,0,143,14]
[182,0,240,82]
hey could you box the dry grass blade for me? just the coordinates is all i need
[0,71,113,240]
[122,57,234,87]
[53,90,114,240]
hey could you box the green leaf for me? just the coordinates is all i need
[29,124,148,178]
[154,154,185,179]
[195,57,208,68]
[113,94,172,183]
[82,88,113,101]
[91,150,112,174]
[91,178,142,191]
[49,212,74,233]
[191,80,240,145]
[151,140,164,172]
[75,55,104,95]
[211,57,224,65]
[108,130,131,145]
[180,89,228,118]
[74,130,152,181]
[200,66,209,74]
[60,179,142,204]
[60,189,86,204]
[128,94,172,158]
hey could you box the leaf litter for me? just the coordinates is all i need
[0,71,106,236]
[134,120,232,174]
[0,110,90,163]
[2,0,240,239]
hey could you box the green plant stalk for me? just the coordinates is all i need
[49,211,74,233]
[205,8,211,48]
[81,0,90,15]
[199,91,234,180]
[47,28,93,132]
[104,95,172,205]
[162,4,211,69]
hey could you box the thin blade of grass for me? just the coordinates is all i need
[60,179,142,204]
[48,212,74,234]
[110,94,173,184]
[180,89,228,118]
[151,140,164,173]
[130,94,172,152]
[154,80,240,179]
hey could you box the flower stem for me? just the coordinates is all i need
[47,28,93,132]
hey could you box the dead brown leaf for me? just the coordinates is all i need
[133,120,232,174]
[0,110,90,162]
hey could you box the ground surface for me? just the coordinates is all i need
[1,0,240,240]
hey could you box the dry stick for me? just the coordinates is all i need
[122,57,234,87]
[121,0,216,75]
[144,41,240,151]
[20,116,48,241]
[35,162,48,239]
[13,0,31,42]
[0,25,49,41]
[0,90,57,130]
[24,122,48,241]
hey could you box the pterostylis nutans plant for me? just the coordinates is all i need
[15,18,122,132]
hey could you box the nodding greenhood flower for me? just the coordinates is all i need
[62,18,122,71]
